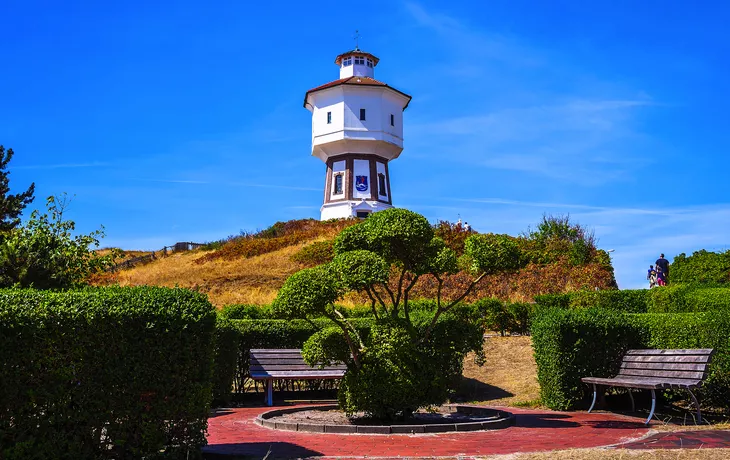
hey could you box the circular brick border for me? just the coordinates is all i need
[255,404,515,434]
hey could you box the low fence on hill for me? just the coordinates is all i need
[109,242,204,272]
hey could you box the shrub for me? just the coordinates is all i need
[472,298,512,336]
[569,289,648,313]
[635,311,730,409]
[291,240,335,266]
[671,250,730,284]
[534,293,571,309]
[0,287,216,459]
[531,308,730,412]
[685,288,730,311]
[219,303,274,319]
[506,302,533,335]
[272,208,521,419]
[531,308,642,410]
[646,284,696,312]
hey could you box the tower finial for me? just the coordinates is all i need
[354,30,361,50]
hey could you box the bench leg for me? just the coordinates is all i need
[588,384,598,413]
[266,380,273,407]
[645,389,656,425]
[628,388,635,412]
[687,388,702,423]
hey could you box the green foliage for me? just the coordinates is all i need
[506,302,533,335]
[272,266,343,319]
[329,250,390,290]
[291,239,335,266]
[634,312,730,408]
[472,298,512,336]
[219,303,274,319]
[302,326,355,368]
[521,214,599,266]
[531,308,643,410]
[0,195,115,289]
[671,250,730,284]
[531,308,730,412]
[0,286,216,459]
[463,233,522,275]
[273,208,524,418]
[647,284,730,312]
[0,145,35,233]
[568,289,648,313]
[433,220,474,254]
[534,293,571,309]
[338,312,486,419]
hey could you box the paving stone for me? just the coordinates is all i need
[357,425,391,434]
[202,403,680,458]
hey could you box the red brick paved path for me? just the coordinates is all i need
[204,404,655,458]
[620,430,730,450]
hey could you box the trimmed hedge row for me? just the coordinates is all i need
[535,286,730,314]
[532,308,730,412]
[0,287,217,460]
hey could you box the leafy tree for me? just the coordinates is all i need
[522,213,598,266]
[273,208,523,419]
[672,250,730,284]
[0,145,35,233]
[0,194,116,289]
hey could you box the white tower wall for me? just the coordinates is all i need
[304,49,411,221]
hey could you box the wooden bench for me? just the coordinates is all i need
[249,349,347,406]
[582,349,714,424]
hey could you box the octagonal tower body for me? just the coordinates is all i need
[304,49,411,220]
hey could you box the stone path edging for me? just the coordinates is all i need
[255,404,515,434]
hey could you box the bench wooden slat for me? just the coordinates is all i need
[251,358,319,365]
[251,371,346,379]
[620,362,707,371]
[622,355,711,364]
[250,349,303,353]
[625,349,713,356]
[250,364,347,371]
[617,369,705,380]
[581,376,702,389]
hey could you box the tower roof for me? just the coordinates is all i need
[334,50,380,66]
[303,76,412,109]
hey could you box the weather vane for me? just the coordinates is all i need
[354,30,361,50]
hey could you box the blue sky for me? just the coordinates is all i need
[2,1,729,289]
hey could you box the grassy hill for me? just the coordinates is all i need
[95,217,617,308]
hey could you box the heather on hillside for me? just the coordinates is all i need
[195,219,356,264]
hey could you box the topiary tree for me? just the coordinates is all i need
[272,208,523,419]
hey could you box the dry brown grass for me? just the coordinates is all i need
[480,449,730,459]
[105,243,315,307]
[458,335,541,406]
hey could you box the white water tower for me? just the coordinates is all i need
[304,47,411,220]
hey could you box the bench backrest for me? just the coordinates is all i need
[249,348,346,376]
[617,349,714,383]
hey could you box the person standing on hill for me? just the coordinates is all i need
[655,253,670,283]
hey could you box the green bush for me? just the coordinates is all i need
[531,308,642,410]
[531,308,730,413]
[219,303,274,319]
[685,288,730,311]
[672,250,730,284]
[569,289,648,313]
[646,284,694,312]
[635,312,730,409]
[534,293,571,309]
[0,287,216,460]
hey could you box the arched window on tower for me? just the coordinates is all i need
[378,173,387,197]
[333,173,344,195]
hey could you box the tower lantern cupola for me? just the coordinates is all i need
[335,50,379,79]
[304,48,412,220]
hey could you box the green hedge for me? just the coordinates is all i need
[532,308,730,412]
[531,308,642,410]
[0,287,216,460]
[213,318,373,403]
[647,285,730,312]
[569,289,648,313]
